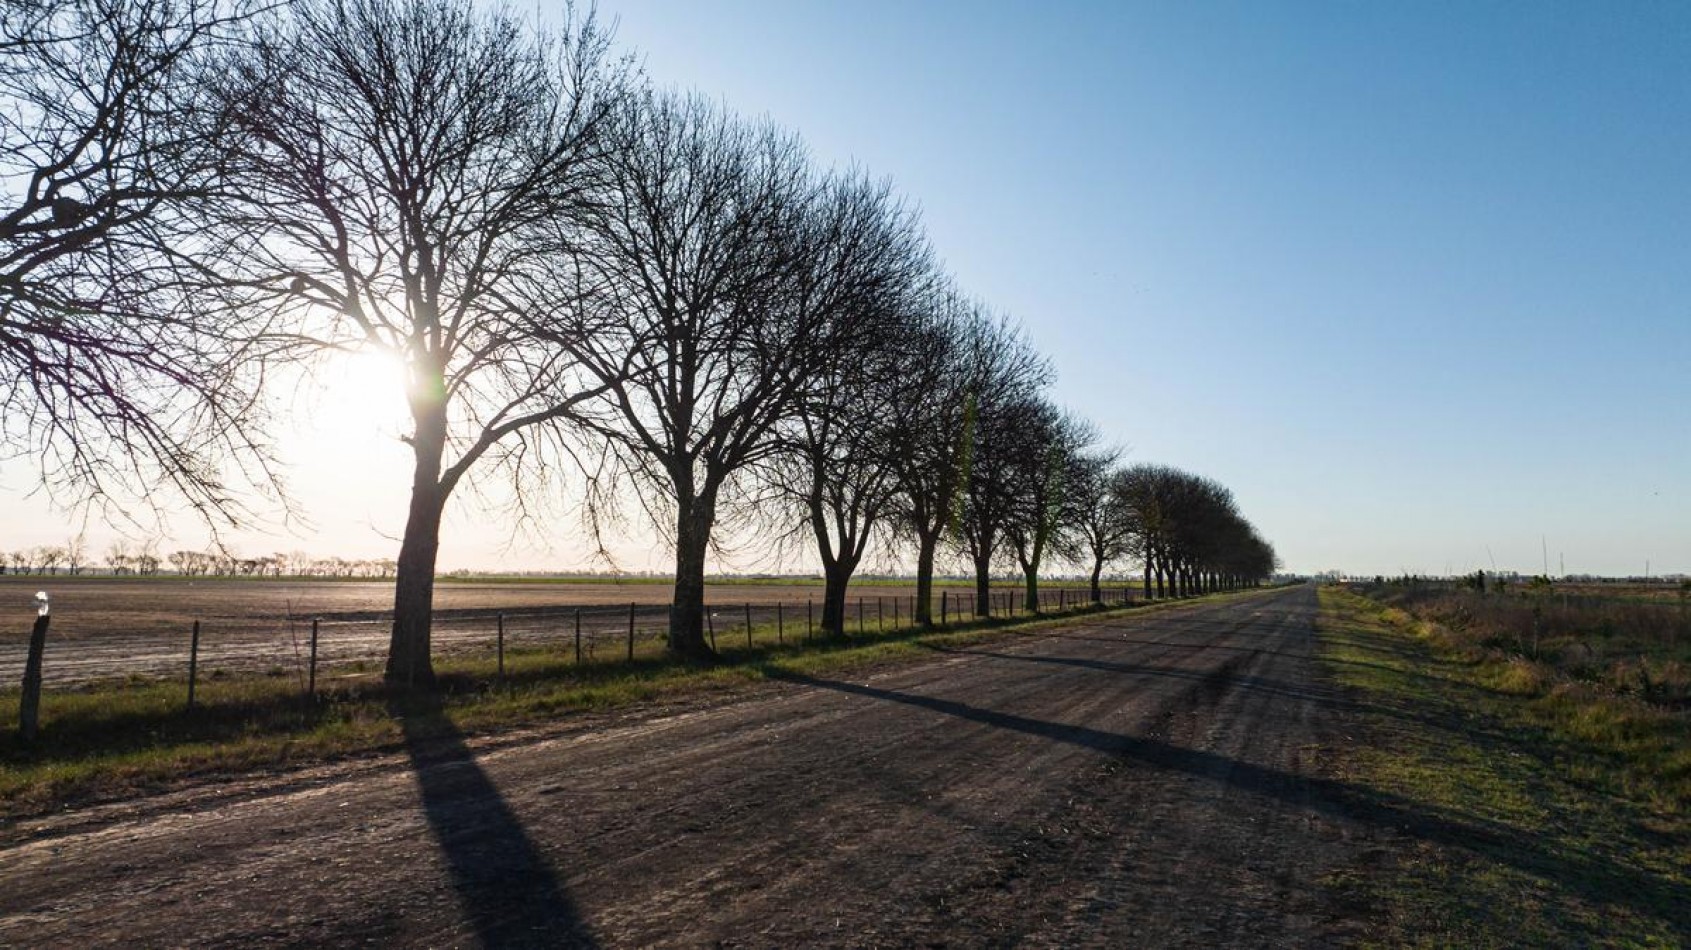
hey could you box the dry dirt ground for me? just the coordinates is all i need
[0,585,1391,947]
[0,578,1084,684]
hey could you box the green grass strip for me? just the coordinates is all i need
[1316,587,1690,948]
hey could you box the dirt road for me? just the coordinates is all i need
[0,585,1388,947]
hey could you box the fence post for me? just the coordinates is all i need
[496,612,506,683]
[18,596,50,742]
[877,597,883,634]
[893,596,899,629]
[574,607,583,665]
[745,602,753,650]
[806,598,813,643]
[309,617,321,700]
[187,619,201,712]
[857,598,864,637]
[941,589,948,626]
[777,602,784,644]
[708,608,717,653]
[628,602,636,662]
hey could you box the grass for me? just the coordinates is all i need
[0,593,1177,820]
[1364,580,1691,709]
[1317,586,1690,947]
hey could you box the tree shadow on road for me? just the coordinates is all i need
[391,695,599,949]
[913,641,1524,751]
[764,669,1690,932]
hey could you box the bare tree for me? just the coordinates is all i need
[63,531,87,574]
[950,313,1051,616]
[564,92,875,659]
[33,544,65,574]
[1069,450,1133,603]
[760,187,935,636]
[103,538,130,574]
[885,285,971,627]
[1002,401,1094,612]
[200,0,629,686]
[0,0,275,523]
[1116,463,1177,599]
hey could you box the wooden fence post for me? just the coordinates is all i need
[187,619,201,712]
[574,607,582,665]
[806,598,813,643]
[941,589,948,626]
[777,602,784,644]
[708,608,717,653]
[627,602,636,662]
[18,597,50,742]
[745,603,753,650]
[857,598,864,637]
[877,597,883,634]
[309,618,321,700]
[497,613,506,683]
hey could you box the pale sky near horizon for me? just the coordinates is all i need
[4,0,1689,578]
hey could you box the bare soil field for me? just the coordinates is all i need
[0,577,1122,685]
[0,585,1383,947]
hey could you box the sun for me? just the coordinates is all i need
[311,346,412,444]
[272,345,416,546]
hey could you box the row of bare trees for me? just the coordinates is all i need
[1104,465,1279,600]
[2,0,1277,690]
[0,542,396,577]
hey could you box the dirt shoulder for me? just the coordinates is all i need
[2,586,1390,948]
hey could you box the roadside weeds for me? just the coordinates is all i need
[1315,587,1690,947]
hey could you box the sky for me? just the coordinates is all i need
[5,0,1690,577]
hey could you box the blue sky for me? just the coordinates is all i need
[4,0,1687,577]
[591,0,1691,577]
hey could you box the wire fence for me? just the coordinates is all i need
[5,585,1142,694]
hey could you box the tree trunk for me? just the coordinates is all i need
[973,551,993,617]
[820,563,851,637]
[1142,561,1152,601]
[1090,557,1104,603]
[913,529,939,627]
[1023,564,1040,614]
[669,490,716,660]
[385,398,449,689]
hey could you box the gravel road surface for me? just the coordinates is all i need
[0,585,1388,947]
